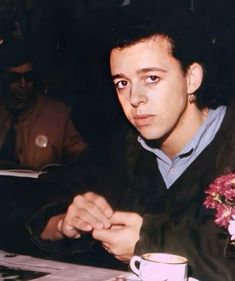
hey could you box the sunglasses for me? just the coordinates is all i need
[9,71,34,83]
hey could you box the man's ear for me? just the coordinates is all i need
[186,63,204,94]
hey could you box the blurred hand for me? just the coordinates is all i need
[93,211,143,261]
[58,192,113,239]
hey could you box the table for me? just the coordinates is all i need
[0,250,199,281]
[0,250,136,281]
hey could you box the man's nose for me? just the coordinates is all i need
[20,76,27,88]
[129,85,147,107]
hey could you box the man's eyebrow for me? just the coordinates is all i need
[136,67,167,74]
[112,74,126,80]
[112,67,166,80]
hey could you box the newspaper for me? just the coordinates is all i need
[0,250,138,281]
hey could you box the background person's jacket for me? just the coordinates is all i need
[0,94,86,170]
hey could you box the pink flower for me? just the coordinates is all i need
[204,172,235,237]
[215,204,233,227]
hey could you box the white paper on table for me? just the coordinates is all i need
[0,250,200,281]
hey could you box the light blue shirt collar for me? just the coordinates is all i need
[138,106,227,188]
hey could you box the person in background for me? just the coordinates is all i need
[27,4,235,281]
[0,42,86,170]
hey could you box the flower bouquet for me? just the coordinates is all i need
[203,172,235,243]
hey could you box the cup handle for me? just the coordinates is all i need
[130,255,141,277]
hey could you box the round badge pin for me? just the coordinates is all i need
[35,135,48,148]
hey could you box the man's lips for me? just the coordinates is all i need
[133,114,155,127]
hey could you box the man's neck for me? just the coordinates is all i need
[160,105,209,159]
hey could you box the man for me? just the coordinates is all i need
[28,8,235,281]
[0,45,88,258]
[0,50,86,170]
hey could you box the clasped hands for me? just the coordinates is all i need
[45,192,143,262]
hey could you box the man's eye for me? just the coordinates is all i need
[146,75,160,83]
[115,80,128,89]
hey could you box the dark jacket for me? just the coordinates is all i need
[27,102,235,280]
[122,104,235,281]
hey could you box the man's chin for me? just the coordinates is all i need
[138,130,159,141]
[8,99,34,114]
[138,125,165,140]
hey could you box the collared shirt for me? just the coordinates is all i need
[138,106,227,188]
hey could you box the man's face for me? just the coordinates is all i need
[8,62,35,110]
[110,36,193,142]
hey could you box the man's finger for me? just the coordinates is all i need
[60,219,81,238]
[83,192,113,217]
[110,211,139,225]
[71,194,112,229]
[92,227,122,242]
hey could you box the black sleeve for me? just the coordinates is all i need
[26,201,95,256]
[135,210,235,281]
[25,149,112,257]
